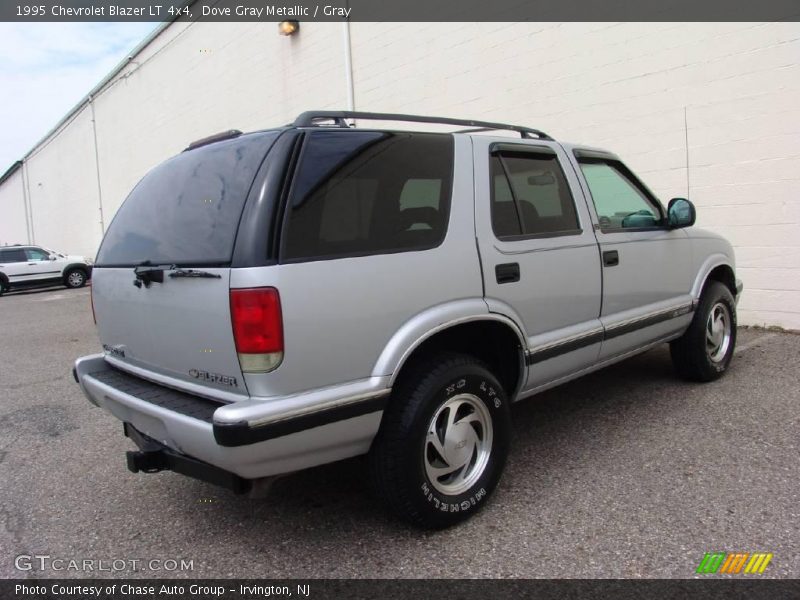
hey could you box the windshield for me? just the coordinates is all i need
[96,131,279,267]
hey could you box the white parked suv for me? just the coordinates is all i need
[74,111,742,528]
[0,244,93,296]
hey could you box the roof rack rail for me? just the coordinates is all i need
[293,111,553,141]
[455,127,500,134]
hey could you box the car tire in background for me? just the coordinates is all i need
[670,281,737,382]
[64,268,87,289]
[369,353,511,529]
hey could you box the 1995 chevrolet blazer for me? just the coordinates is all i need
[74,111,742,528]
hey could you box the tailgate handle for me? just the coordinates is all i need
[495,262,520,284]
[603,250,619,267]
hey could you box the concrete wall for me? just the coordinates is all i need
[93,21,346,219]
[22,105,103,256]
[0,167,27,247]
[0,21,798,328]
[347,22,800,329]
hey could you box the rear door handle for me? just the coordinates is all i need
[603,250,619,267]
[495,262,520,284]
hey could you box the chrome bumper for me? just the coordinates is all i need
[74,354,387,478]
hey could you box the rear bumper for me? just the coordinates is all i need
[735,278,743,303]
[74,354,388,479]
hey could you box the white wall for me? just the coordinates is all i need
[0,167,27,247]
[93,21,346,218]
[23,105,103,257]
[0,21,798,328]
[347,22,800,329]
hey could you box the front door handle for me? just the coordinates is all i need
[495,262,520,284]
[603,250,619,267]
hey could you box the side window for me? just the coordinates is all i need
[490,150,580,239]
[0,249,27,263]
[578,160,662,230]
[25,248,49,261]
[283,131,453,261]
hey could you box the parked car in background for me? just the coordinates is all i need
[74,111,741,528]
[0,245,93,296]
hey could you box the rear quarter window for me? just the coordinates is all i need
[0,249,26,263]
[282,131,454,261]
[96,132,279,267]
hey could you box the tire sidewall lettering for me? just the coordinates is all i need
[420,482,488,513]
[416,372,505,514]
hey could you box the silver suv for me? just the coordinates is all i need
[74,111,742,528]
[0,245,92,296]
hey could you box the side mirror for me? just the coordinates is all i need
[49,255,57,261]
[668,198,696,229]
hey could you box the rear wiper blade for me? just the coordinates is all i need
[168,266,222,279]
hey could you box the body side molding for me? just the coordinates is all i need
[525,301,695,365]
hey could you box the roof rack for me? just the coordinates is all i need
[293,111,553,141]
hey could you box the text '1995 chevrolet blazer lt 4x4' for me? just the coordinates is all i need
[74,111,742,528]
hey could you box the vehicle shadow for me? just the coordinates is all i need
[3,284,88,297]
[171,343,696,543]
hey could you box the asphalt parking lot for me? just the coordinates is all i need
[0,286,797,579]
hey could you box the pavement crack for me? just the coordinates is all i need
[0,506,24,544]
[735,333,779,355]
[5,375,65,390]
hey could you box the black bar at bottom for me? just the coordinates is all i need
[2,578,798,600]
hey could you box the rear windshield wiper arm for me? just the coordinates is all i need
[133,262,165,287]
[168,266,222,279]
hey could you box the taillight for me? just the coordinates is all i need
[230,287,284,373]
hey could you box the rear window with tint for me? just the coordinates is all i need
[96,132,278,267]
[283,131,453,261]
[0,248,27,263]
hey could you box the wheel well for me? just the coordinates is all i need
[705,264,736,297]
[394,320,524,398]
